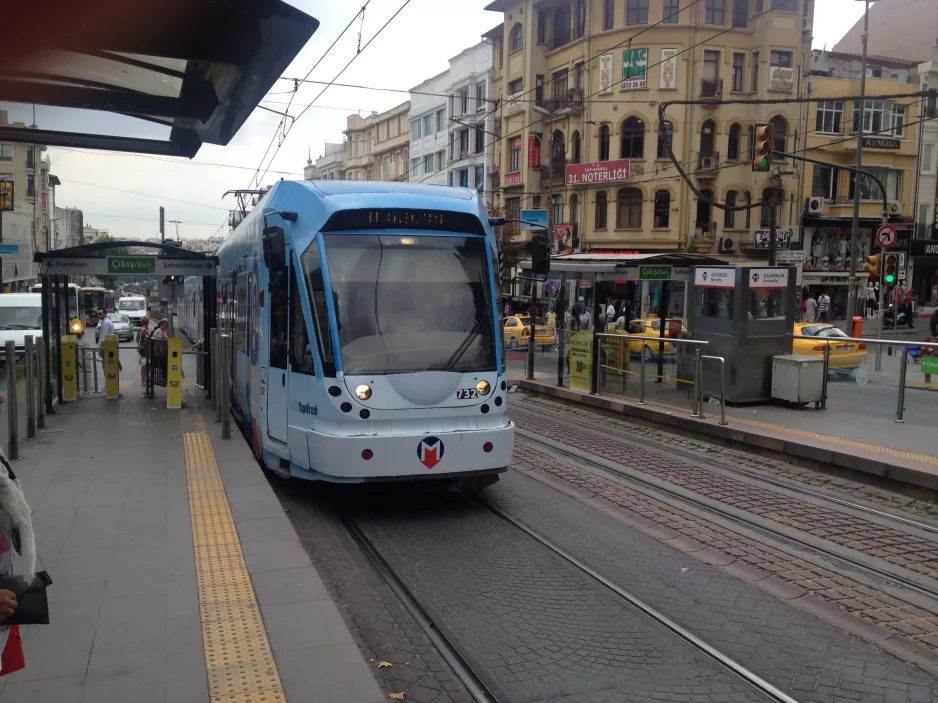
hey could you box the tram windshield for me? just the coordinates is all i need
[312,234,496,375]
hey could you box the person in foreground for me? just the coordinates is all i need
[0,392,38,676]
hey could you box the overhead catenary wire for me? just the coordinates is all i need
[251,0,414,189]
[249,1,374,189]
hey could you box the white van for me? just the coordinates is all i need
[117,295,148,326]
[0,293,43,363]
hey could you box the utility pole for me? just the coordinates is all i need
[846,0,870,322]
[159,206,166,244]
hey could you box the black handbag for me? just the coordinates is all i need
[0,572,52,626]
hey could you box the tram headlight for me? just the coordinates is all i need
[355,384,372,400]
[70,320,81,333]
[476,380,491,396]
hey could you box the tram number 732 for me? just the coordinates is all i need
[456,388,480,399]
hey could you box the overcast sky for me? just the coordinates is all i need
[9,0,868,241]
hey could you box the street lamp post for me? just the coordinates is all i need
[846,0,871,323]
[531,104,571,380]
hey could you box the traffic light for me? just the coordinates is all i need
[528,233,550,280]
[883,253,898,285]
[752,123,776,172]
[863,254,881,278]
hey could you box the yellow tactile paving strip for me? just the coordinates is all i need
[184,427,286,703]
[119,380,136,390]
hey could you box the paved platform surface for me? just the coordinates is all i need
[520,378,938,492]
[0,387,383,703]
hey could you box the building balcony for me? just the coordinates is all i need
[695,152,720,177]
[700,79,723,101]
[542,88,584,114]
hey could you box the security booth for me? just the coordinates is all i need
[688,265,796,403]
[34,242,217,411]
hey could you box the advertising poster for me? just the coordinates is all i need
[622,48,648,90]
[598,53,614,94]
[569,331,593,391]
[660,48,678,89]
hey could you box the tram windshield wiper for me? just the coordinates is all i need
[439,315,490,373]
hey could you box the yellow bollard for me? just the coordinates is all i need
[166,337,183,409]
[61,335,77,401]
[104,335,119,400]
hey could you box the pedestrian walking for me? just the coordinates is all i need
[804,292,818,323]
[97,308,116,375]
[152,319,168,341]
[866,282,876,317]
[137,316,151,389]
[817,291,831,322]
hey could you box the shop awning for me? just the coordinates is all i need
[0,0,319,157]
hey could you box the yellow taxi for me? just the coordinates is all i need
[792,323,868,369]
[626,318,683,359]
[503,315,557,350]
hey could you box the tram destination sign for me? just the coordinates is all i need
[41,256,217,277]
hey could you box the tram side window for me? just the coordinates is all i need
[289,267,315,375]
[235,271,248,353]
[301,246,336,376]
[269,269,289,370]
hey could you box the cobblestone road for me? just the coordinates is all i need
[354,499,772,703]
[508,403,938,583]
[485,468,938,703]
[271,482,473,703]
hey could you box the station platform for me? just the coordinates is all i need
[519,378,938,493]
[0,386,384,703]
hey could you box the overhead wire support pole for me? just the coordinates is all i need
[847,0,871,325]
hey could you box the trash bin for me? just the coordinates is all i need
[852,316,863,338]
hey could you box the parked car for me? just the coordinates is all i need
[792,323,868,369]
[0,293,42,365]
[503,315,557,350]
[626,318,684,359]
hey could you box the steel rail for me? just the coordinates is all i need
[481,499,801,703]
[508,402,938,536]
[514,426,938,603]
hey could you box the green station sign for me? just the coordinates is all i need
[638,265,672,280]
[107,256,157,274]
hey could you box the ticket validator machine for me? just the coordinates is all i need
[688,266,796,403]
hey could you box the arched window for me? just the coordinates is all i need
[595,191,608,229]
[550,129,565,168]
[724,190,737,228]
[599,124,610,161]
[509,24,524,52]
[620,117,644,159]
[654,190,670,228]
[760,187,782,228]
[656,121,673,159]
[744,191,752,229]
[727,123,741,161]
[700,119,716,157]
[770,115,787,155]
[571,131,582,163]
[570,194,580,227]
[616,187,642,228]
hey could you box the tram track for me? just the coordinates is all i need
[511,397,938,535]
[512,420,938,610]
[508,403,938,593]
[336,495,799,703]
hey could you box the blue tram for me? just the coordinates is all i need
[184,181,513,488]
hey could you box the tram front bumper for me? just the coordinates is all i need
[302,423,515,480]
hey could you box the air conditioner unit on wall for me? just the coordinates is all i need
[700,156,718,170]
[719,237,735,252]
[888,201,902,215]
[806,196,824,214]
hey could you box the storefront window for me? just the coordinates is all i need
[805,227,871,272]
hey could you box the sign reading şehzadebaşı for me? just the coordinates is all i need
[108,256,156,274]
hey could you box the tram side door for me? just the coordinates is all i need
[267,258,290,444]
